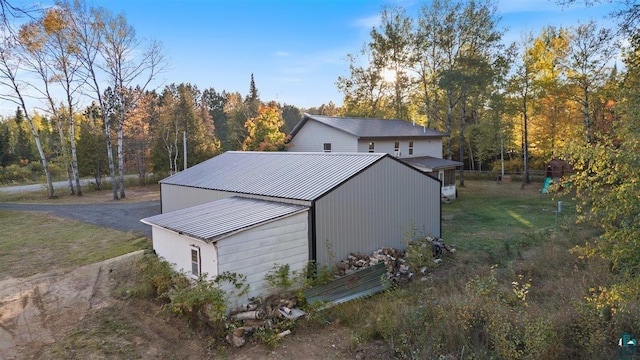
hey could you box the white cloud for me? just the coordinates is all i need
[273,77,301,83]
[497,0,563,14]
[352,14,380,29]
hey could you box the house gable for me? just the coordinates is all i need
[287,118,358,152]
[289,114,446,158]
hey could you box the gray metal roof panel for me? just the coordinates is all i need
[401,156,463,170]
[291,114,449,139]
[160,151,386,201]
[141,197,308,242]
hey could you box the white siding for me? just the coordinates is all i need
[151,211,309,306]
[161,184,309,212]
[151,227,219,279]
[357,138,442,158]
[288,120,358,152]
[314,157,441,266]
[217,211,309,305]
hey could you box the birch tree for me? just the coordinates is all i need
[563,21,616,143]
[94,8,165,199]
[19,6,84,195]
[0,33,55,197]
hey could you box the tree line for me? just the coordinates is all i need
[337,0,631,187]
[339,0,640,317]
[0,0,336,199]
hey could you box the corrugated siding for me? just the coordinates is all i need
[160,152,384,201]
[217,211,309,305]
[288,120,358,152]
[161,185,309,213]
[314,157,441,266]
[143,197,308,242]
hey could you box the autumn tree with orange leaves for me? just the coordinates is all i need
[242,104,288,151]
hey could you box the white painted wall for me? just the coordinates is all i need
[216,211,309,306]
[288,120,358,152]
[357,138,442,158]
[151,227,218,279]
[151,210,310,307]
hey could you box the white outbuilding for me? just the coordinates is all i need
[142,151,441,303]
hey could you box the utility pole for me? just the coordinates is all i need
[183,131,187,170]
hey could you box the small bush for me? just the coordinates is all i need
[165,274,229,329]
[129,253,246,339]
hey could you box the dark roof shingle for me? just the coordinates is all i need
[290,114,448,139]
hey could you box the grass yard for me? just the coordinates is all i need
[0,210,149,279]
[326,178,630,359]
[442,179,574,262]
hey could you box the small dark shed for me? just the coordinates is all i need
[547,158,572,180]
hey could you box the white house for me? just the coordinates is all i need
[142,151,441,304]
[287,114,463,199]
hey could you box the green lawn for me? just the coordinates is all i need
[441,179,575,259]
[0,210,149,279]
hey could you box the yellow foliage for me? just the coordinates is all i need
[42,8,67,35]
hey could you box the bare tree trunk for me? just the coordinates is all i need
[104,116,118,200]
[446,89,454,160]
[521,96,530,190]
[25,109,54,198]
[0,50,55,198]
[67,102,82,196]
[52,116,75,195]
[583,85,591,143]
[118,119,125,199]
[458,98,466,188]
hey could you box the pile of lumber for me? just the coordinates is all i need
[335,236,456,282]
[335,247,410,281]
[225,293,303,347]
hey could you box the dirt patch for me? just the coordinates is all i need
[0,184,395,359]
[0,252,140,359]
[0,251,393,359]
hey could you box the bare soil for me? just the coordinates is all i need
[0,251,383,359]
[0,186,392,359]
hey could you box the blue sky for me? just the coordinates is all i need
[37,0,622,111]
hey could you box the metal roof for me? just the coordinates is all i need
[400,156,463,171]
[160,151,387,201]
[141,197,308,242]
[290,114,449,139]
[303,262,390,309]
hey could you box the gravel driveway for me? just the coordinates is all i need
[0,200,160,237]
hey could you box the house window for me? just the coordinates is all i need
[323,143,332,152]
[368,142,375,153]
[409,141,414,155]
[394,141,400,156]
[190,246,200,277]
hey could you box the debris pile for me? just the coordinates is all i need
[421,235,456,260]
[335,247,413,282]
[225,293,303,347]
[224,236,455,347]
[334,236,456,284]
